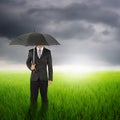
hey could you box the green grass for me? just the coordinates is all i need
[0,70,120,120]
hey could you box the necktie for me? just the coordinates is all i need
[39,49,41,58]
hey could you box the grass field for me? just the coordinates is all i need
[0,70,120,120]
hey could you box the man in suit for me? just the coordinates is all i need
[26,45,53,106]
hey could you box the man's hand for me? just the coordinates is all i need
[48,80,52,85]
[31,64,36,70]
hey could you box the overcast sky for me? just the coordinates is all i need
[0,0,120,70]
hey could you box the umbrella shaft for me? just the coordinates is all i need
[33,48,35,64]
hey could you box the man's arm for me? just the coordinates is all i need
[47,51,53,81]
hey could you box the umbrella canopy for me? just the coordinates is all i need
[10,32,60,46]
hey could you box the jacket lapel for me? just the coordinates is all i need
[40,47,45,59]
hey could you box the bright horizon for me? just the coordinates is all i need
[1,63,120,73]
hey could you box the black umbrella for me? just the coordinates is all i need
[10,32,60,46]
[10,32,60,64]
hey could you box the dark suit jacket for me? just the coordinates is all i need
[26,47,53,81]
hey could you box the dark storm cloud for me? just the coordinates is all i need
[0,0,26,6]
[0,6,35,38]
[0,1,120,39]
[27,3,120,28]
[42,22,95,40]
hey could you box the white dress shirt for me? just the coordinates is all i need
[37,46,44,58]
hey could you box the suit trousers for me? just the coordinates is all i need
[30,79,48,105]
